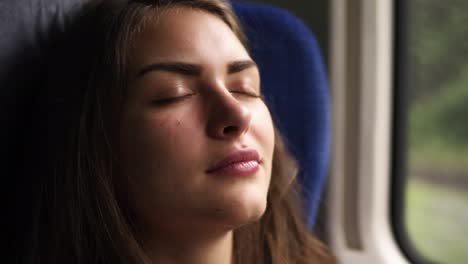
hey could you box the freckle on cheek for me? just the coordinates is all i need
[153,116,171,127]
[156,119,167,127]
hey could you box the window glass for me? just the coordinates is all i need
[400,1,468,263]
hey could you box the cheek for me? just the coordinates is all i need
[120,110,205,211]
[124,112,203,172]
[250,102,275,172]
[255,103,275,150]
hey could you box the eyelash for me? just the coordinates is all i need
[230,90,262,99]
[151,90,261,106]
[151,93,195,105]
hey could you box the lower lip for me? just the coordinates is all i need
[208,161,260,176]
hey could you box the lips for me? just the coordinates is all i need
[206,149,261,175]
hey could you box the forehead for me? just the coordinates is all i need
[129,7,250,67]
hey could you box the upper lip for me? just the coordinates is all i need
[206,148,261,173]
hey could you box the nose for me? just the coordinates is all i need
[205,88,252,140]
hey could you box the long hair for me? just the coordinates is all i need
[25,0,334,263]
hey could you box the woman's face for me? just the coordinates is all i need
[120,7,275,237]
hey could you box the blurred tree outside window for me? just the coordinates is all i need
[402,0,468,263]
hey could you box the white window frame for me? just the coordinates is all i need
[327,0,409,263]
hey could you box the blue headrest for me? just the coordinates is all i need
[233,2,330,227]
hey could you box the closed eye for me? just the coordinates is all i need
[230,90,262,99]
[151,93,195,106]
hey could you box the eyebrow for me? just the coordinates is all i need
[136,60,257,79]
[227,60,257,74]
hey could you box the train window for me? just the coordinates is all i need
[394,0,468,263]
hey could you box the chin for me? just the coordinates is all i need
[211,188,268,229]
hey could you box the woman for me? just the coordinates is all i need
[26,0,334,263]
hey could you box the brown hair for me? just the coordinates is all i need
[26,0,334,263]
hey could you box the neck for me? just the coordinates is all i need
[145,230,233,264]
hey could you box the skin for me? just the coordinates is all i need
[119,7,275,264]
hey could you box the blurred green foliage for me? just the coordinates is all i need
[409,67,468,170]
[404,1,468,263]
[406,0,468,171]
[407,0,468,103]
